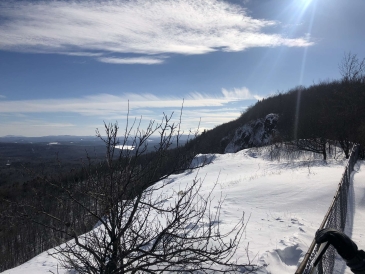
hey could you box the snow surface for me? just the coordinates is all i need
[3,147,360,274]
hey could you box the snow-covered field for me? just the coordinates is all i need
[3,147,357,274]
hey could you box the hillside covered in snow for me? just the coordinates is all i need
[3,147,355,274]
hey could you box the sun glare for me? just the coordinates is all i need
[299,0,313,10]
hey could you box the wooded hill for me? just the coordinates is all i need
[185,78,365,157]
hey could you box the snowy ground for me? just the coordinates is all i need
[3,147,358,274]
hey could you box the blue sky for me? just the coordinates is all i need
[0,0,364,137]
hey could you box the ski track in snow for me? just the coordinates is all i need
[3,148,355,274]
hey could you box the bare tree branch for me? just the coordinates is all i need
[339,52,365,83]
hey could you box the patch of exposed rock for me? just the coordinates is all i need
[224,114,279,153]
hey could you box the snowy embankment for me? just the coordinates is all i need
[3,148,349,274]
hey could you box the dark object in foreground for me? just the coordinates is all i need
[315,228,365,274]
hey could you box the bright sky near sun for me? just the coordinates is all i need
[0,0,364,137]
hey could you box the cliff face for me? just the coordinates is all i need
[224,113,279,153]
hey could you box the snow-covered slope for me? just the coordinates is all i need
[3,148,350,274]
[224,114,279,153]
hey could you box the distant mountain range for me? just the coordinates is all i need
[0,135,100,144]
[0,135,193,144]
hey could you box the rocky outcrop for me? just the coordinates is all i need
[224,114,279,153]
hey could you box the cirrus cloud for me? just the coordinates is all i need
[222,87,263,100]
[0,0,313,64]
[0,87,259,117]
[98,56,165,65]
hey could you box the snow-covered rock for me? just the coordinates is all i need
[189,153,216,168]
[224,113,279,153]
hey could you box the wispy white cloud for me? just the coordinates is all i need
[0,0,313,64]
[0,110,240,137]
[62,52,104,57]
[98,57,165,65]
[30,121,76,128]
[0,95,6,99]
[222,87,264,100]
[179,108,242,124]
[0,88,258,117]
[0,88,261,136]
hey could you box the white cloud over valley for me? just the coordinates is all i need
[0,88,258,136]
[0,88,259,117]
[97,57,165,65]
[0,0,313,64]
[222,87,263,100]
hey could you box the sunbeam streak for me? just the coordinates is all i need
[295,0,317,139]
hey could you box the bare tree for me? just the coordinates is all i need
[338,138,353,159]
[291,138,329,160]
[8,112,256,274]
[338,52,365,82]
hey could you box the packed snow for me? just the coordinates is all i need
[3,147,363,274]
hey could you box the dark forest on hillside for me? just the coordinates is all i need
[185,79,365,157]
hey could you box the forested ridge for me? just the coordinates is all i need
[1,76,365,272]
[185,78,365,156]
